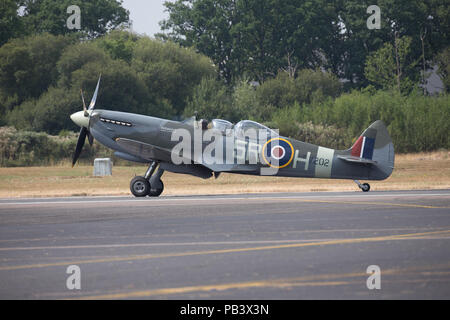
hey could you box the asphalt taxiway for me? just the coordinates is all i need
[0,190,449,299]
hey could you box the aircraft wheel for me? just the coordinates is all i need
[361,183,370,192]
[148,180,164,197]
[130,176,150,197]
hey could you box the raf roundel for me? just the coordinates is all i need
[262,138,294,168]
[271,146,285,159]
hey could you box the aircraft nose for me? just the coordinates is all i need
[70,111,89,128]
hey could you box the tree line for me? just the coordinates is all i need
[0,0,449,166]
[159,0,449,90]
[0,31,215,133]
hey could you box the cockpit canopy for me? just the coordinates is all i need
[234,120,277,138]
[211,119,233,133]
[185,117,277,137]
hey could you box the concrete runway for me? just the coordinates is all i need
[0,190,449,299]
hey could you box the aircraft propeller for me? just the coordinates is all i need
[70,75,101,167]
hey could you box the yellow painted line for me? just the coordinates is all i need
[1,229,449,272]
[0,239,338,252]
[76,280,356,300]
[75,270,376,299]
[74,265,450,300]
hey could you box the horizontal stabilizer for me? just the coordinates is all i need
[337,155,378,165]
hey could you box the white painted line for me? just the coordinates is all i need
[0,192,448,207]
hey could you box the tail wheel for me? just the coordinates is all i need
[130,176,150,197]
[361,183,370,192]
[149,180,164,197]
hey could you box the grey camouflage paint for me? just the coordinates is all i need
[88,110,394,181]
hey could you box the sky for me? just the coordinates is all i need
[121,0,169,37]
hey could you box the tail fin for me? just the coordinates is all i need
[351,133,376,160]
[343,121,395,180]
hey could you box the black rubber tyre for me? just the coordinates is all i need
[130,176,150,197]
[361,183,371,192]
[148,180,164,197]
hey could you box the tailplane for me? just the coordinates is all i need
[341,120,395,180]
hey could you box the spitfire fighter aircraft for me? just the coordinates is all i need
[71,77,394,197]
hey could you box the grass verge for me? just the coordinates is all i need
[0,151,448,198]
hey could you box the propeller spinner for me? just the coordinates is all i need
[70,75,101,167]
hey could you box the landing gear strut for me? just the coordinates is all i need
[354,180,370,192]
[130,162,165,197]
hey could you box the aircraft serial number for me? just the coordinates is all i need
[312,157,330,167]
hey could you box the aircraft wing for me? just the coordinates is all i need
[337,155,378,165]
[201,163,260,173]
[115,138,174,162]
[115,137,260,173]
[115,137,217,179]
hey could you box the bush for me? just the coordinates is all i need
[2,32,217,134]
[257,70,342,109]
[270,105,353,149]
[0,127,111,167]
[184,78,238,121]
[280,90,449,153]
[0,33,74,103]
[131,38,216,115]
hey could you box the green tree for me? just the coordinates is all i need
[160,0,242,84]
[364,42,397,91]
[131,38,216,116]
[0,33,74,108]
[0,0,24,46]
[160,0,449,87]
[19,0,130,38]
[184,77,238,121]
[160,0,340,84]
[96,30,139,63]
[364,37,417,93]
[56,41,111,89]
[331,0,448,88]
[8,51,165,134]
[68,59,160,119]
[7,86,80,134]
[257,70,342,109]
[268,0,340,80]
[4,33,216,133]
[231,80,261,121]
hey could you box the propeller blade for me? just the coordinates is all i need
[72,127,88,167]
[81,89,88,116]
[88,75,101,111]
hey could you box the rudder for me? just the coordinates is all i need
[351,120,395,180]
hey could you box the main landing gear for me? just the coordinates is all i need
[130,162,165,197]
[354,180,370,192]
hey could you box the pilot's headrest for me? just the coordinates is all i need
[199,119,208,130]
